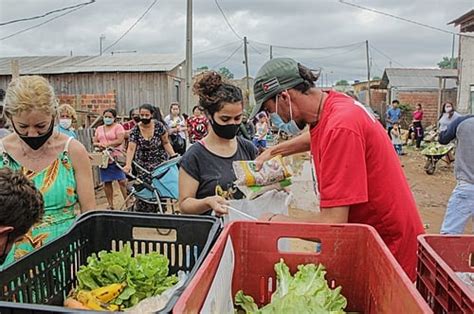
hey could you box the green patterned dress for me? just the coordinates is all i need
[0,138,78,268]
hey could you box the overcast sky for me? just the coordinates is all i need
[0,0,472,84]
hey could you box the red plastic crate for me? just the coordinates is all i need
[417,235,474,314]
[175,221,432,313]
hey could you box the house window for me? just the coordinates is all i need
[173,80,180,103]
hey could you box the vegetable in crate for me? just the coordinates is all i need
[235,259,347,313]
[66,244,178,310]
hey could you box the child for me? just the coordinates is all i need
[0,168,44,266]
[391,123,403,156]
[253,113,269,150]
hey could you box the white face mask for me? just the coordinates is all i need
[269,91,303,136]
[59,118,72,129]
[445,107,453,113]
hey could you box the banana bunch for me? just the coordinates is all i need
[68,283,126,311]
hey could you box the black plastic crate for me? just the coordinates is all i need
[0,211,221,313]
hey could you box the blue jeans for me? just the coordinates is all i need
[253,138,267,149]
[440,180,474,234]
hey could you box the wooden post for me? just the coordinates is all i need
[437,77,443,119]
[11,60,19,80]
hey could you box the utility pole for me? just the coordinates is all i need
[185,0,193,115]
[270,45,273,60]
[99,34,106,56]
[365,40,372,107]
[450,34,456,69]
[243,36,250,106]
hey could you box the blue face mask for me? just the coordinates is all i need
[103,117,114,126]
[269,92,303,136]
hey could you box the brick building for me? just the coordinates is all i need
[380,68,458,127]
[0,54,185,115]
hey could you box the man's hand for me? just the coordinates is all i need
[255,148,273,171]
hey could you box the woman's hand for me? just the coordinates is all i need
[205,195,228,216]
[123,164,132,174]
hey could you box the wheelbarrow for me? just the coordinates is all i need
[422,144,454,175]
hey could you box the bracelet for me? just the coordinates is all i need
[268,214,278,221]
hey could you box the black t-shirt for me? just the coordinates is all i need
[180,137,258,214]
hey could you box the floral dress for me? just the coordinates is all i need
[0,138,78,268]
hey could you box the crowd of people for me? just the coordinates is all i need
[0,57,471,282]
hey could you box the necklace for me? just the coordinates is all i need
[19,131,58,161]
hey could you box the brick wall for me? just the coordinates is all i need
[57,92,117,114]
[370,89,387,117]
[397,89,457,127]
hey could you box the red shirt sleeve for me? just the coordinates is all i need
[318,128,368,208]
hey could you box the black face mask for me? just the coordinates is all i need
[13,120,55,150]
[210,117,240,140]
[141,118,152,125]
[132,116,141,123]
[0,233,11,265]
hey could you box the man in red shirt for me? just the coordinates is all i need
[252,58,424,281]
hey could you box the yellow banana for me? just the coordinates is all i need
[91,283,126,303]
[76,290,120,311]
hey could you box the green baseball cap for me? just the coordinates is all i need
[251,57,304,118]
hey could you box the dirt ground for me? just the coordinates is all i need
[95,146,471,235]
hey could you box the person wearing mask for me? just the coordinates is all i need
[123,104,176,212]
[386,100,401,139]
[93,108,128,210]
[438,102,461,132]
[0,75,95,265]
[122,108,140,136]
[179,72,258,215]
[56,104,77,139]
[187,105,209,144]
[237,114,255,141]
[165,103,187,155]
[438,102,461,164]
[438,115,474,234]
[251,58,424,281]
[0,168,44,268]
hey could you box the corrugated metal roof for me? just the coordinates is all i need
[380,68,458,89]
[0,54,184,75]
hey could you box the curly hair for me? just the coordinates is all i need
[58,103,77,122]
[4,76,58,118]
[193,71,242,115]
[0,168,44,240]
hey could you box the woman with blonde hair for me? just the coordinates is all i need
[57,103,77,139]
[0,75,95,267]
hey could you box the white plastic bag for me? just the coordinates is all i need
[223,190,292,225]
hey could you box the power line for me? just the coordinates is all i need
[370,44,404,67]
[193,40,241,55]
[339,0,470,37]
[0,3,95,41]
[212,43,243,69]
[248,42,263,55]
[214,0,241,40]
[251,39,365,51]
[102,0,159,54]
[0,0,95,26]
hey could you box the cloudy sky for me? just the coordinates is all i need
[0,0,472,84]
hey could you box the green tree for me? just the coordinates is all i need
[196,65,209,72]
[218,67,234,79]
[437,56,457,69]
[335,79,349,86]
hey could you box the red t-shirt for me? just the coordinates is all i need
[310,91,424,281]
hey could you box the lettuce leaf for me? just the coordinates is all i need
[76,244,178,308]
[235,259,347,314]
